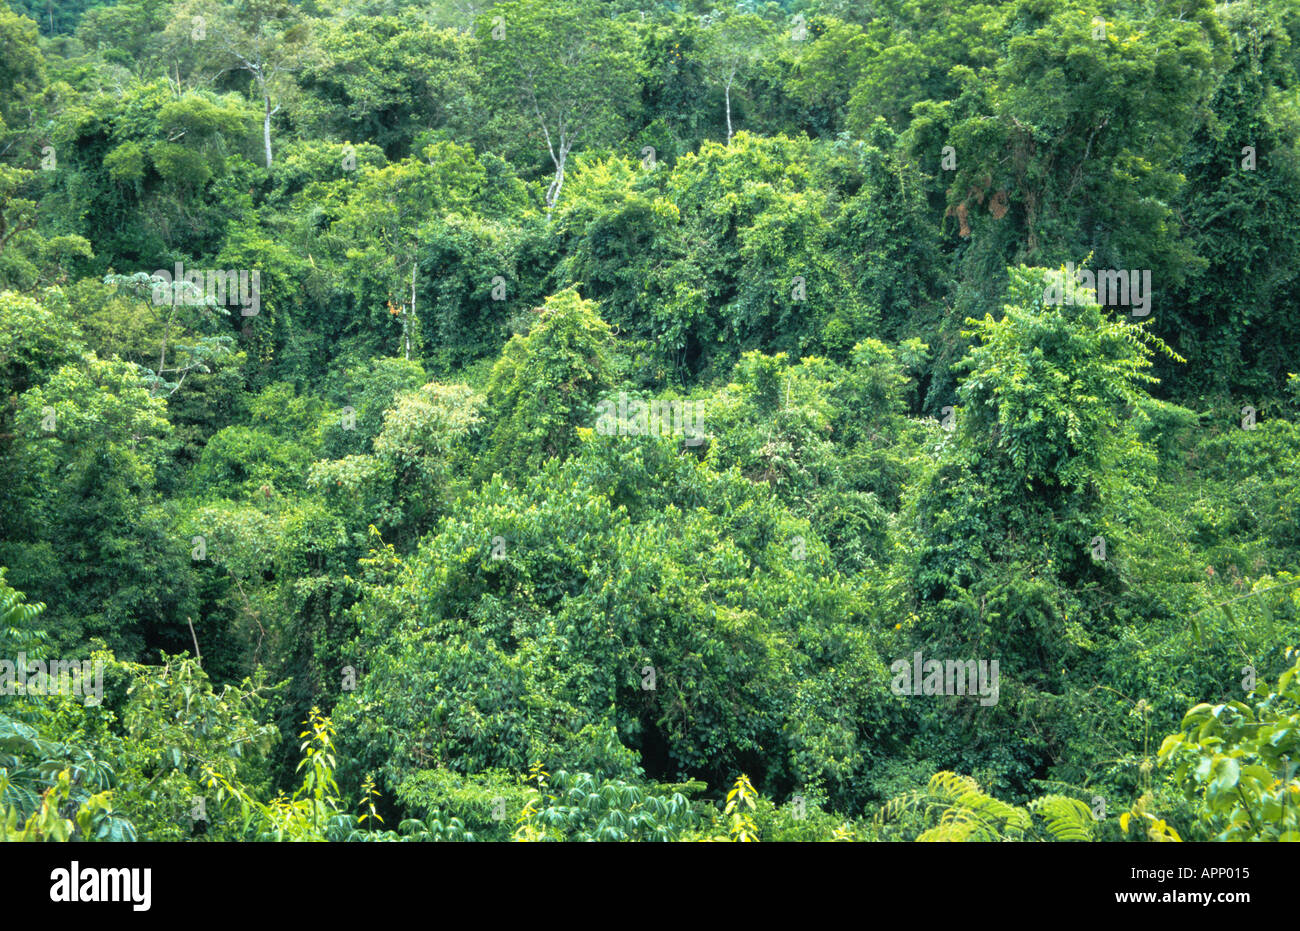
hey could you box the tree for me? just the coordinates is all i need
[661,132,869,372]
[0,290,84,406]
[330,142,497,361]
[295,12,479,160]
[0,575,137,843]
[1159,651,1300,842]
[44,83,253,269]
[939,2,1219,296]
[311,380,483,548]
[698,11,771,145]
[0,164,93,290]
[894,265,1183,796]
[1,355,194,658]
[175,0,311,169]
[73,0,176,81]
[955,265,1177,495]
[479,287,614,478]
[102,272,234,398]
[476,0,638,214]
[0,7,46,144]
[334,426,891,809]
[113,653,278,840]
[1158,0,1300,397]
[338,161,432,360]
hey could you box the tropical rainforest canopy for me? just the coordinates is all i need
[2,0,1300,844]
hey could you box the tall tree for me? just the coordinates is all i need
[698,10,771,145]
[174,0,311,169]
[479,287,614,479]
[476,0,637,215]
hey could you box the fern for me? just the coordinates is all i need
[1029,795,1095,841]
[877,772,1108,841]
[876,771,1032,841]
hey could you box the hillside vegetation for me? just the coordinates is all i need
[2,0,1299,842]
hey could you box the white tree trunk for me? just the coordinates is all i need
[407,261,416,360]
[262,94,275,169]
[545,147,568,218]
[725,71,734,145]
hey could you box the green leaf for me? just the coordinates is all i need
[1210,758,1240,794]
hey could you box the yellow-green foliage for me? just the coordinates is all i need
[878,772,1102,842]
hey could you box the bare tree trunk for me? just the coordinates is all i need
[534,100,570,222]
[725,69,735,145]
[155,297,174,398]
[407,261,417,360]
[263,94,274,169]
[186,616,203,666]
[545,146,568,218]
[262,96,273,169]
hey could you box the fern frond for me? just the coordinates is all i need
[882,771,1032,841]
[1029,795,1094,842]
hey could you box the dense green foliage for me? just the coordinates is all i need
[3,0,1299,842]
